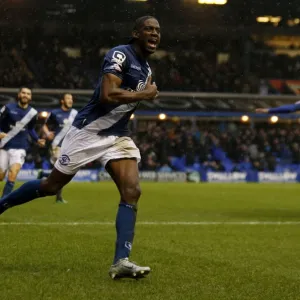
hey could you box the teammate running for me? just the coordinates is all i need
[0,16,160,280]
[0,87,45,197]
[38,93,77,203]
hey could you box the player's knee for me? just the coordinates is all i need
[8,172,18,182]
[0,173,5,181]
[121,184,141,204]
[40,180,61,196]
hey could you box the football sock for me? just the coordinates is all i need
[2,180,15,197]
[56,189,63,201]
[113,202,137,264]
[0,180,45,214]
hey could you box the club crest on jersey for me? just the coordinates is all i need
[59,154,70,166]
[111,51,126,66]
[136,80,146,91]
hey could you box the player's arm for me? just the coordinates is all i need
[0,106,8,139]
[256,102,300,114]
[100,49,157,104]
[43,112,55,140]
[28,116,46,147]
[100,74,157,104]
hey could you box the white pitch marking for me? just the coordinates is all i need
[0,221,299,226]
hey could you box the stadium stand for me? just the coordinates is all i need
[2,29,300,93]
[20,120,300,173]
[2,26,300,172]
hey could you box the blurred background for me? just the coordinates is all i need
[2,0,300,179]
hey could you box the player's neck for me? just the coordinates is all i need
[61,105,70,112]
[131,43,149,60]
[18,102,29,109]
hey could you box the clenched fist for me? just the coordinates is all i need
[38,139,46,147]
[0,132,7,140]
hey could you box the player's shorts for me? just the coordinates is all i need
[54,126,141,175]
[0,149,26,172]
[50,146,61,165]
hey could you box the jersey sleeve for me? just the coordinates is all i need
[27,114,39,142]
[268,102,300,114]
[102,47,128,80]
[45,112,57,126]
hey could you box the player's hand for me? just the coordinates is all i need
[37,139,46,147]
[46,131,55,141]
[255,108,269,113]
[0,132,7,140]
[144,82,159,101]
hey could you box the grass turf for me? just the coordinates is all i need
[0,182,300,300]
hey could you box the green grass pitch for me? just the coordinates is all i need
[0,182,300,300]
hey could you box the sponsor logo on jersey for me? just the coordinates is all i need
[111,51,126,66]
[130,64,141,71]
[136,80,146,91]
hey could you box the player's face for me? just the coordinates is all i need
[18,88,32,105]
[137,18,161,54]
[62,94,73,109]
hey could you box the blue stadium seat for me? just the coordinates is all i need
[222,159,233,172]
[170,156,186,171]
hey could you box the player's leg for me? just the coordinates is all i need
[107,158,141,262]
[52,147,67,203]
[106,158,150,279]
[37,147,56,179]
[0,149,9,196]
[0,126,98,214]
[3,163,21,197]
[0,168,74,214]
[37,147,67,204]
[37,169,63,205]
[2,149,26,197]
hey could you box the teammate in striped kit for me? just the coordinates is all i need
[0,16,160,279]
[0,87,45,197]
[37,93,77,203]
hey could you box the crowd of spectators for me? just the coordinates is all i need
[23,121,300,173]
[134,121,300,172]
[1,29,300,93]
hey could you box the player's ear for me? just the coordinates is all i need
[132,30,139,39]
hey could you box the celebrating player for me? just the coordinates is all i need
[256,101,300,114]
[0,16,160,279]
[37,93,77,203]
[0,87,45,197]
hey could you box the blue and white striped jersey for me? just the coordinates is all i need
[0,103,38,150]
[47,108,78,147]
[73,44,152,136]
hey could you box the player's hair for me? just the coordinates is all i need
[18,86,32,93]
[129,15,157,44]
[61,93,72,101]
[16,86,32,101]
